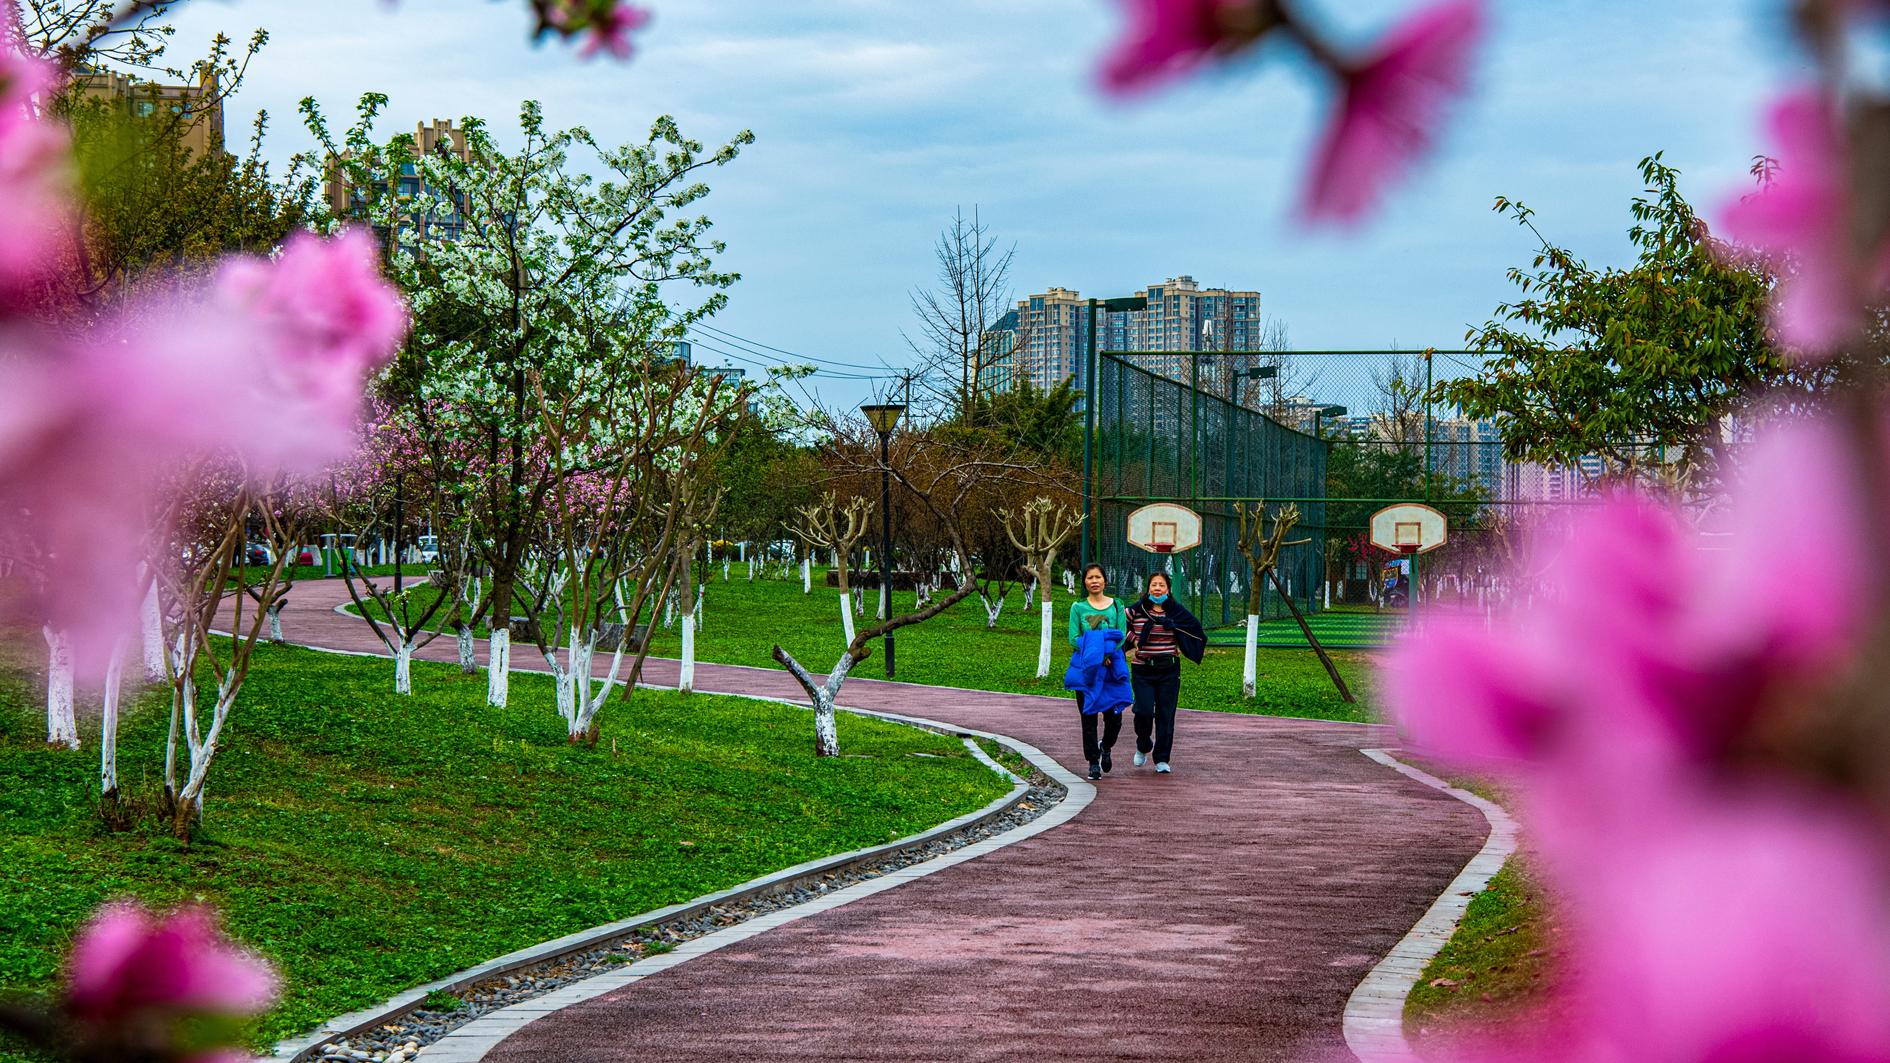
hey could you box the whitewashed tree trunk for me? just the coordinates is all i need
[680,613,696,694]
[393,642,414,695]
[172,668,242,832]
[1324,580,1332,609]
[878,583,888,621]
[42,627,77,750]
[663,590,677,629]
[1242,614,1261,699]
[456,624,476,673]
[101,640,126,798]
[722,561,729,582]
[801,558,812,594]
[1036,598,1055,679]
[852,585,863,617]
[141,582,166,681]
[266,601,285,644]
[1024,581,1036,610]
[980,594,1004,630]
[774,647,856,757]
[567,625,632,741]
[748,557,755,581]
[694,585,704,629]
[839,594,856,646]
[1064,570,1076,594]
[487,629,511,707]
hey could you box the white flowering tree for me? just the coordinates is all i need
[308,95,752,709]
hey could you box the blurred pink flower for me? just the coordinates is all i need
[0,231,405,671]
[1300,0,1484,224]
[0,40,72,301]
[576,2,651,60]
[1386,417,1866,783]
[66,903,276,1024]
[1097,0,1249,95]
[1568,802,1890,1063]
[1718,91,1872,355]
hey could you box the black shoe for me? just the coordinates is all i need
[1100,751,1113,774]
[1087,761,1102,781]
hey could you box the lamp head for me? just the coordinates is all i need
[860,402,906,435]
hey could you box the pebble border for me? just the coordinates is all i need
[1341,749,1520,1063]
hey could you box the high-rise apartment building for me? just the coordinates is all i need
[1003,276,1265,398]
[324,119,477,246]
[71,67,225,157]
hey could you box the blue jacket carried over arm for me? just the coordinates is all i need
[1063,627,1133,714]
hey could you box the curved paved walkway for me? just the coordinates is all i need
[248,581,1485,1062]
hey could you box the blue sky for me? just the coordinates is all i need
[167,0,1811,408]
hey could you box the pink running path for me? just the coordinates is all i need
[254,580,1485,1062]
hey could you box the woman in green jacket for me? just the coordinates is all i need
[1068,562,1128,781]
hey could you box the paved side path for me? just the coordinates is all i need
[249,582,1485,1062]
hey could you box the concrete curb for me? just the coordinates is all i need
[1342,750,1520,1063]
[411,712,1091,1062]
[259,637,1090,1062]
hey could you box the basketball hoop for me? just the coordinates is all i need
[1127,503,1202,555]
[1369,503,1448,556]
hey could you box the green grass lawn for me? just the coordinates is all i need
[0,640,1007,1053]
[350,569,1380,722]
[1404,856,1560,1049]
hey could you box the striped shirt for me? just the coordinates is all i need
[1133,610,1178,660]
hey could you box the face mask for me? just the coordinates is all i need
[1149,592,1169,604]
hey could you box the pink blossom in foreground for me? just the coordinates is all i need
[575,1,651,60]
[0,231,405,671]
[0,41,71,300]
[1386,416,1866,786]
[1097,0,1250,95]
[66,903,276,1024]
[1718,91,1872,355]
[1300,0,1484,224]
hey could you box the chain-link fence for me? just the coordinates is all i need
[1086,351,1326,632]
[1082,349,1664,648]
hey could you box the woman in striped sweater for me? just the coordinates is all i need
[1124,571,1205,774]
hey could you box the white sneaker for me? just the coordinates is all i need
[1133,751,1148,767]
[1155,762,1172,774]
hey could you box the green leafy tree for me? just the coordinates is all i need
[1439,154,1796,490]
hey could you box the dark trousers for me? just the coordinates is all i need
[1077,692,1122,764]
[1132,659,1181,763]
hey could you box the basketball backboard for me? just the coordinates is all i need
[1127,503,1202,554]
[1369,503,1448,555]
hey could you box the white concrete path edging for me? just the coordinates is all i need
[1342,750,1520,1063]
[413,715,1091,1062]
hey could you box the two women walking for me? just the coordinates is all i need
[1065,564,1205,781]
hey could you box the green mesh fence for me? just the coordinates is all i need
[1088,351,1327,629]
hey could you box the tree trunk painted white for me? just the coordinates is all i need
[42,627,77,750]
[773,647,857,757]
[566,623,633,741]
[980,594,1004,630]
[1036,598,1055,679]
[266,602,285,644]
[680,613,696,694]
[487,629,511,707]
[101,641,125,798]
[839,594,856,646]
[694,585,704,629]
[852,586,863,617]
[722,561,729,582]
[1064,570,1076,594]
[1324,579,1332,609]
[663,590,677,629]
[748,557,755,581]
[1023,580,1035,610]
[141,581,166,681]
[456,624,476,674]
[1242,614,1260,699]
[802,557,812,594]
[878,583,888,621]
[393,642,414,695]
[172,667,244,833]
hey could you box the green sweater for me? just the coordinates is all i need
[1067,597,1127,648]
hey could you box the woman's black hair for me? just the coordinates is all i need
[1080,562,1107,581]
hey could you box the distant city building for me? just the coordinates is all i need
[71,66,225,157]
[977,309,1019,398]
[1004,276,1266,398]
[324,119,477,247]
[669,340,693,365]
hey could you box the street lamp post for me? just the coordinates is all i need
[1314,404,1347,440]
[1080,295,1149,571]
[860,402,905,677]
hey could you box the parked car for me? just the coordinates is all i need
[415,534,440,564]
[241,542,272,567]
[295,546,317,566]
